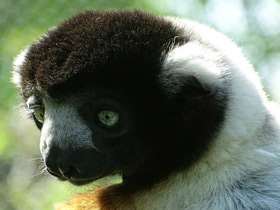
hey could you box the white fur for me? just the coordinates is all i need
[12,47,30,88]
[12,27,57,88]
[129,17,280,209]
[40,98,100,157]
[160,41,226,95]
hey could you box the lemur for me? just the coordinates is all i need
[12,10,280,209]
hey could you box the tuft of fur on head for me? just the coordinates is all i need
[12,48,30,88]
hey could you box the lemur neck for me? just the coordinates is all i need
[55,171,191,210]
[56,130,277,210]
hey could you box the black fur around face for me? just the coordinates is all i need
[19,10,183,100]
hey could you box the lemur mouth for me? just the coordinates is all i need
[68,178,97,186]
[47,168,107,186]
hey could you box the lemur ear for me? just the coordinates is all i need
[180,76,211,96]
[160,73,211,98]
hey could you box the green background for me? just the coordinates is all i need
[1,0,280,209]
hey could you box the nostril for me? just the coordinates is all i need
[46,163,79,180]
[44,147,81,180]
[47,167,65,180]
[58,165,79,179]
[45,156,63,178]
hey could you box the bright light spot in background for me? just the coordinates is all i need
[204,0,247,35]
[254,0,280,36]
[260,54,280,101]
[250,0,280,101]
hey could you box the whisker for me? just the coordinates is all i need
[32,168,47,178]
[32,162,47,178]
[28,157,43,162]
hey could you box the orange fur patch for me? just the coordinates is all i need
[55,187,105,210]
[54,185,135,210]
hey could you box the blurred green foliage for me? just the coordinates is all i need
[0,0,279,209]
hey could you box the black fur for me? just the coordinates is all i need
[19,10,183,100]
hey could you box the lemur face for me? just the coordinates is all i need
[25,79,223,187]
[13,10,227,187]
[30,88,136,185]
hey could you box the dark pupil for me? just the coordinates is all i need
[105,115,110,120]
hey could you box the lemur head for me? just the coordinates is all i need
[13,10,230,188]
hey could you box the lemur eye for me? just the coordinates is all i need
[33,108,44,124]
[98,110,119,127]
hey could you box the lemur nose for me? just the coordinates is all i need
[45,147,79,180]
